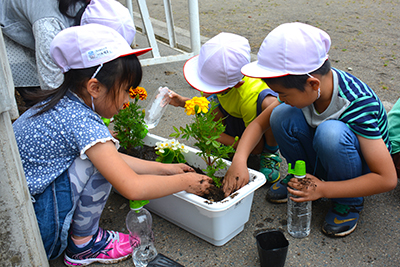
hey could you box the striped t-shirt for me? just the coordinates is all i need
[301,68,391,152]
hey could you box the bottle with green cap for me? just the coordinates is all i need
[126,200,157,267]
[287,160,311,238]
[101,117,111,127]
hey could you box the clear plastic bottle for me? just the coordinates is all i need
[126,200,157,267]
[287,160,311,238]
[144,86,171,129]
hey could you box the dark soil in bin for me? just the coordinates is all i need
[118,145,229,202]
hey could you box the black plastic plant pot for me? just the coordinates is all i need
[255,230,289,267]
[147,253,185,267]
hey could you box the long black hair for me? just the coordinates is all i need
[32,54,143,116]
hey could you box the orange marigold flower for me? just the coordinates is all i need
[122,102,130,109]
[135,87,147,100]
[184,96,209,116]
[128,87,137,99]
[129,86,147,100]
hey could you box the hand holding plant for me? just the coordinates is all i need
[170,96,237,187]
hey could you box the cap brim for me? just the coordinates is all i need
[120,47,152,58]
[241,61,289,79]
[183,55,230,94]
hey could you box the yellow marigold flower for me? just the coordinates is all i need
[184,97,209,116]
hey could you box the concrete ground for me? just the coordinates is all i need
[50,0,400,266]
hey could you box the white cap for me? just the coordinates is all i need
[183,32,251,94]
[81,0,136,45]
[241,22,331,78]
[50,24,151,73]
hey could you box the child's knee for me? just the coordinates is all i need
[314,121,358,153]
[270,104,300,129]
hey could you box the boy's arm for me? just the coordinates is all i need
[223,99,281,196]
[288,137,398,202]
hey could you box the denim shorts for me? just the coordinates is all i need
[33,170,74,259]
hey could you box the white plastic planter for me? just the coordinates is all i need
[143,133,266,246]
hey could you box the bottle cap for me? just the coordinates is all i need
[129,200,149,210]
[101,117,111,127]
[288,160,306,178]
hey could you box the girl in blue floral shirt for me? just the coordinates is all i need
[12,24,212,266]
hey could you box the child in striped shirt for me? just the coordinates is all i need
[224,22,397,237]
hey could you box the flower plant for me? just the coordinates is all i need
[113,87,148,149]
[155,139,189,164]
[170,96,237,187]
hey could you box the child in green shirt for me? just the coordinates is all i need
[169,32,281,183]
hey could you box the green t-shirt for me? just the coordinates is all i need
[388,98,400,154]
[217,76,268,127]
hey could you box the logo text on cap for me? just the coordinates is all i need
[87,47,112,61]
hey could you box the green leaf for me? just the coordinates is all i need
[212,140,220,148]
[112,98,148,149]
[176,153,186,163]
[163,151,175,163]
[170,132,179,138]
[165,97,235,182]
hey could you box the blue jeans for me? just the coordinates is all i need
[32,157,112,259]
[270,104,366,207]
[33,170,74,259]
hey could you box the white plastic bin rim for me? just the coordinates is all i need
[144,133,266,212]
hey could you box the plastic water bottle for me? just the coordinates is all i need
[144,86,171,129]
[126,200,157,267]
[287,160,311,238]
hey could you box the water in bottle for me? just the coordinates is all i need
[126,200,158,267]
[287,160,311,238]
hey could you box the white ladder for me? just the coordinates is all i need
[126,0,201,66]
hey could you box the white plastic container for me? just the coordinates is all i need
[143,133,266,246]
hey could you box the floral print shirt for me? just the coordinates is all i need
[13,91,119,195]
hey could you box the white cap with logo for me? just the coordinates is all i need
[50,24,151,73]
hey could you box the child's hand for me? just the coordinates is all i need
[184,172,213,196]
[160,163,195,175]
[168,90,189,108]
[287,174,324,202]
[222,162,249,197]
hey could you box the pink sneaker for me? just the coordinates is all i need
[64,228,132,266]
